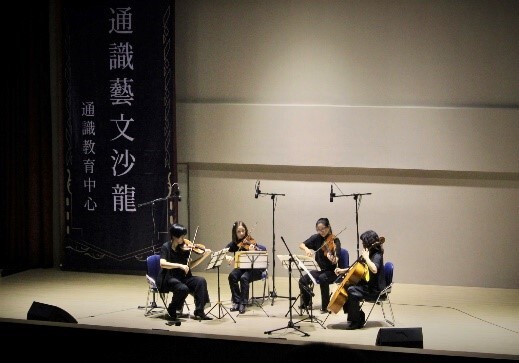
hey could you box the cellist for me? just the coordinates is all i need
[333,230,386,330]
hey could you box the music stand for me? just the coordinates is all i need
[264,237,310,337]
[278,254,304,318]
[235,251,269,316]
[292,255,326,329]
[206,248,236,322]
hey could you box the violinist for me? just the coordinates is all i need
[334,230,385,330]
[298,217,341,313]
[157,223,213,321]
[224,221,267,314]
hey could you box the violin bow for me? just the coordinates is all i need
[186,225,200,268]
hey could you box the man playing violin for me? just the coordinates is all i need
[224,221,267,314]
[298,217,341,313]
[157,223,213,321]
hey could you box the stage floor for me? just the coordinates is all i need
[1,268,517,360]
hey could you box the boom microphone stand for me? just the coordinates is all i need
[254,181,288,304]
[330,185,371,258]
[138,184,182,254]
[264,237,309,337]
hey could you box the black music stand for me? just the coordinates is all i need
[206,248,236,322]
[278,254,304,318]
[235,251,269,317]
[292,255,326,329]
[264,237,309,337]
[255,185,287,304]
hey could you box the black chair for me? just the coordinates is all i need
[361,261,395,326]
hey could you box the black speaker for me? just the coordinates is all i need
[27,301,78,324]
[376,327,423,348]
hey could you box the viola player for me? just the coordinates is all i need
[157,223,213,321]
[224,220,267,314]
[298,217,341,313]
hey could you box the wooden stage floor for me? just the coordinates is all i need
[0,268,517,361]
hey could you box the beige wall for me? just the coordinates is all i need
[174,1,519,288]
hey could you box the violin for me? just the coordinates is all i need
[180,239,206,255]
[237,235,257,250]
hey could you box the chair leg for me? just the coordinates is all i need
[144,290,162,316]
[363,299,378,324]
[381,296,395,326]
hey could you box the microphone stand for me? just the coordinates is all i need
[264,237,309,337]
[331,191,371,259]
[138,191,181,254]
[256,188,288,304]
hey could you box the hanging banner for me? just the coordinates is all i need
[62,0,176,273]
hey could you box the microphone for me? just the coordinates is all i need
[255,180,260,199]
[174,189,181,202]
[330,184,335,202]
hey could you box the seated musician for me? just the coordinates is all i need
[298,217,341,313]
[224,221,267,314]
[157,223,213,321]
[334,229,386,330]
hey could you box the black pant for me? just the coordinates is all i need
[298,269,336,309]
[228,268,263,304]
[344,284,380,323]
[162,275,210,315]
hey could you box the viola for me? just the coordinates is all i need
[320,233,337,255]
[180,239,206,255]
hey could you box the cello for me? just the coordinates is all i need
[327,237,385,314]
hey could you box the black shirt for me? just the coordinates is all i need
[302,233,341,272]
[156,240,192,290]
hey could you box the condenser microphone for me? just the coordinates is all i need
[174,188,181,202]
[255,180,260,199]
[330,184,334,202]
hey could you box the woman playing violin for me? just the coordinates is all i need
[157,223,213,321]
[224,221,267,314]
[298,217,342,313]
[334,229,385,330]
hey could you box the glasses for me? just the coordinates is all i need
[316,226,328,233]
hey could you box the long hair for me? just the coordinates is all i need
[231,221,249,243]
[360,230,384,253]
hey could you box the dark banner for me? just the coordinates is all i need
[62,0,176,273]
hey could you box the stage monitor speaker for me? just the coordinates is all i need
[376,327,423,349]
[27,301,78,324]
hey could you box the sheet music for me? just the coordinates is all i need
[277,254,319,285]
[206,247,230,270]
[294,255,318,285]
[234,251,268,269]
